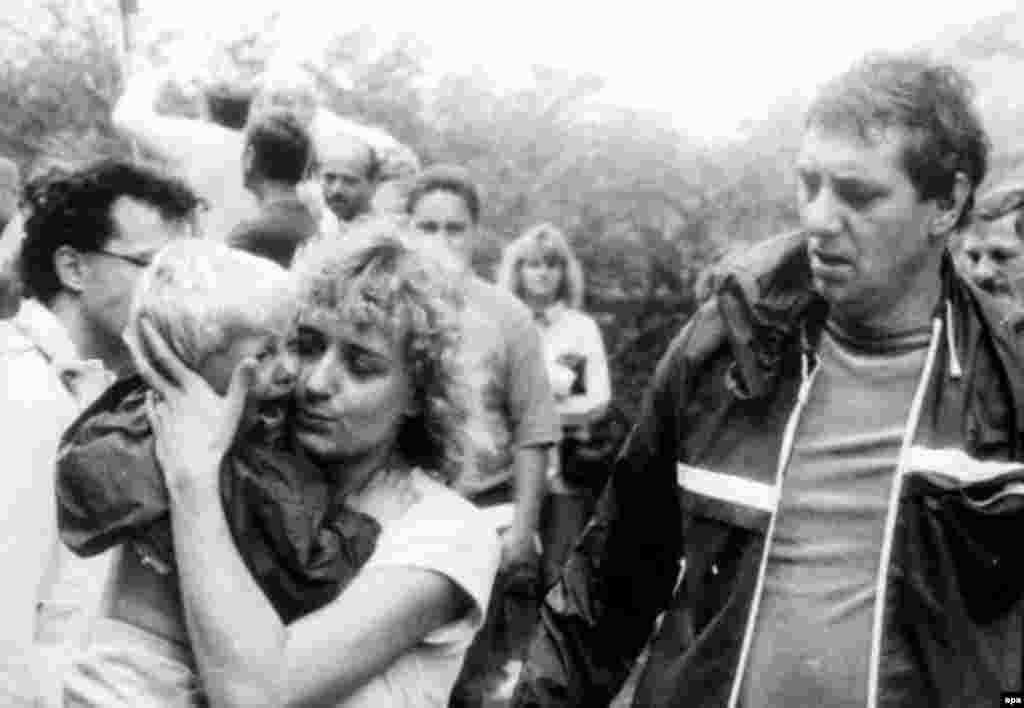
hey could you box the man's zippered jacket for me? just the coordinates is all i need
[513,231,1024,708]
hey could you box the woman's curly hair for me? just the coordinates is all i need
[291,216,486,483]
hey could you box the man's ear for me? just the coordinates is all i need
[53,245,87,294]
[242,144,255,175]
[931,171,971,237]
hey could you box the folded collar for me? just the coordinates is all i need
[13,299,113,404]
[534,301,567,327]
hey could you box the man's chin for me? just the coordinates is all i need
[327,202,355,222]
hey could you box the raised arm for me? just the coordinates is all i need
[310,109,420,181]
[0,214,24,318]
[112,62,242,172]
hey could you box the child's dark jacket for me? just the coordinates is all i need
[57,375,380,624]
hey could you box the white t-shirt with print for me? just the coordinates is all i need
[340,469,501,707]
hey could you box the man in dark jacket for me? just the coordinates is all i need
[514,53,1024,708]
[960,179,1024,307]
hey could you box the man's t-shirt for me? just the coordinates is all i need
[740,324,931,708]
[227,196,319,267]
[454,276,560,499]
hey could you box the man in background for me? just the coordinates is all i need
[405,164,560,707]
[112,20,418,240]
[960,180,1024,307]
[228,110,318,266]
[318,131,379,226]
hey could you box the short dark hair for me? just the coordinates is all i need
[405,164,481,224]
[18,159,200,304]
[806,53,990,230]
[205,83,253,131]
[972,185,1024,239]
[244,110,313,185]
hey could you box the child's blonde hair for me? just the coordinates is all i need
[126,239,297,371]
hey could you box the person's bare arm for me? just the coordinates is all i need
[134,319,467,707]
[112,62,242,174]
[311,109,420,180]
[281,567,464,706]
[160,417,465,707]
[503,313,560,567]
[505,445,549,567]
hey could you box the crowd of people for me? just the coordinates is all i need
[2,33,1024,708]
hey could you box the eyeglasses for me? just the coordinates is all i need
[93,249,155,268]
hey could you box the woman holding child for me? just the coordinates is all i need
[64,218,500,706]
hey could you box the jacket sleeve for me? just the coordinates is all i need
[513,324,692,707]
[55,380,168,558]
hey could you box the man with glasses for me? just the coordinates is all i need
[0,159,198,706]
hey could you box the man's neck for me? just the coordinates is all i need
[252,180,299,207]
[48,295,131,376]
[829,245,945,339]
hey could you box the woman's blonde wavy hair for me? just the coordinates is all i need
[290,216,487,483]
[496,222,585,309]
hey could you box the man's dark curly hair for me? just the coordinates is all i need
[18,159,200,304]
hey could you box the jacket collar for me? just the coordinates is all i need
[715,231,826,399]
[533,301,567,328]
[12,298,80,365]
[10,298,114,405]
[712,232,1004,400]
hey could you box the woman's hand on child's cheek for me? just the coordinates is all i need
[136,317,256,493]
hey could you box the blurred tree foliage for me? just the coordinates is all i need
[0,1,133,171]
[6,3,1022,418]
